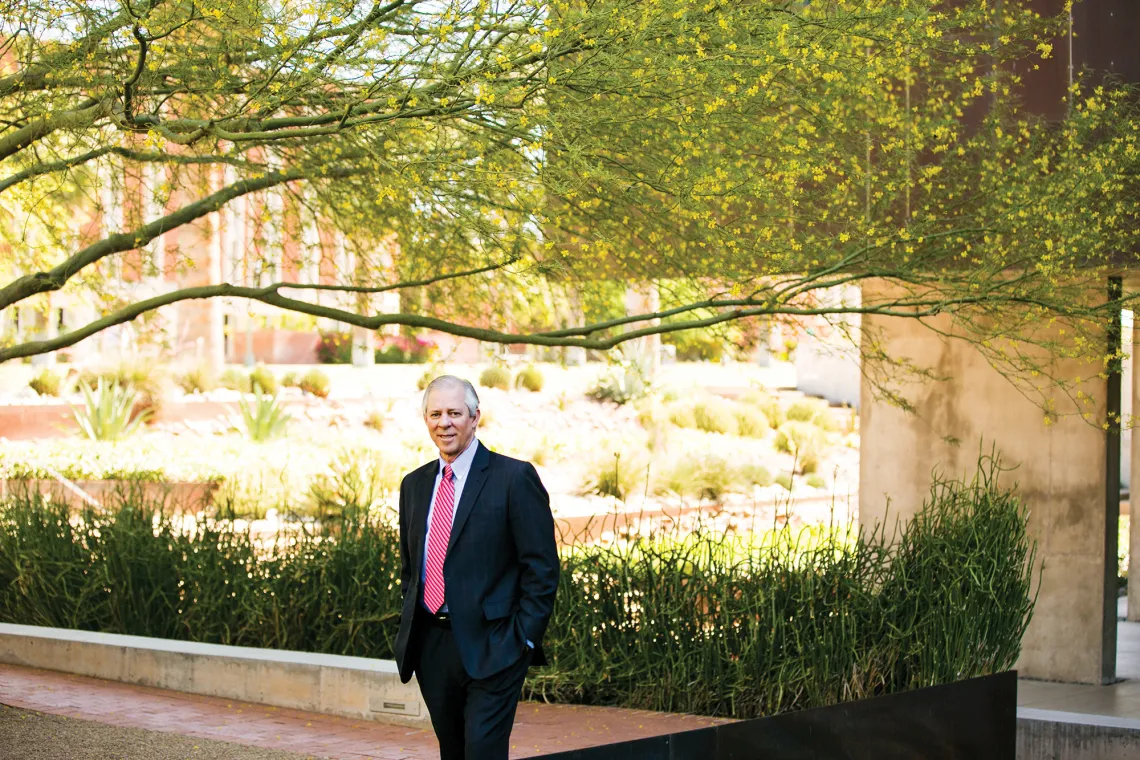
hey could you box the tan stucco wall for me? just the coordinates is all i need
[860,304,1114,684]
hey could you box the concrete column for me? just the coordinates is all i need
[859,283,1117,684]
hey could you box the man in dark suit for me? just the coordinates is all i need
[395,374,560,760]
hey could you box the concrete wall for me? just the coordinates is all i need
[0,623,428,728]
[859,302,1116,684]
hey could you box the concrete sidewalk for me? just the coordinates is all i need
[0,664,727,760]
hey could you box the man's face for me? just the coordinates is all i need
[423,384,480,462]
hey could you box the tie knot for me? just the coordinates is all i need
[443,463,454,481]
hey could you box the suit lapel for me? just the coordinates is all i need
[411,464,436,577]
[446,442,490,555]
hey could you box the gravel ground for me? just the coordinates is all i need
[0,704,325,760]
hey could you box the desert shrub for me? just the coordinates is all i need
[237,391,291,443]
[580,451,651,501]
[515,365,545,392]
[657,454,743,502]
[774,472,794,491]
[416,369,435,391]
[77,363,166,424]
[587,360,651,406]
[805,473,827,489]
[734,405,770,438]
[249,366,278,395]
[479,365,511,390]
[28,369,61,397]
[308,449,403,517]
[740,463,773,487]
[666,402,697,429]
[375,335,437,364]
[219,368,252,393]
[364,410,385,431]
[316,330,353,364]
[775,421,825,474]
[299,369,331,399]
[176,365,217,394]
[70,379,150,441]
[691,397,739,435]
[281,372,299,388]
[739,389,785,428]
[786,398,837,431]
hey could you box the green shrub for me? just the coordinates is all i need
[740,463,773,487]
[176,365,217,395]
[70,379,150,441]
[666,402,697,429]
[657,454,743,502]
[364,410,385,432]
[580,451,650,501]
[281,372,300,388]
[308,449,403,517]
[774,472,794,491]
[479,365,511,390]
[0,456,1035,720]
[587,363,650,406]
[219,368,252,393]
[417,369,435,391]
[805,473,827,489]
[299,369,331,399]
[515,365,545,392]
[786,398,837,431]
[316,330,353,364]
[237,391,291,442]
[28,369,62,397]
[80,362,167,424]
[740,389,785,428]
[249,366,278,395]
[691,397,739,435]
[775,422,824,475]
[734,405,770,438]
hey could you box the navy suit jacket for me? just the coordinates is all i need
[394,442,559,682]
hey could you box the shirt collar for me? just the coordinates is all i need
[440,437,479,481]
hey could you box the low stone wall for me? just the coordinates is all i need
[0,623,428,728]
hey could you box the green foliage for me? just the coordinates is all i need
[739,389,786,428]
[219,369,252,393]
[580,452,650,501]
[78,362,167,423]
[308,449,403,518]
[690,397,739,435]
[281,372,299,388]
[740,463,773,488]
[176,365,217,395]
[70,379,150,442]
[364,411,385,432]
[665,402,697,429]
[774,472,794,491]
[28,369,61,397]
[734,405,770,438]
[805,473,827,489]
[298,369,331,399]
[249,366,278,396]
[786,399,838,432]
[656,454,740,502]
[0,457,1036,719]
[775,421,826,474]
[515,365,545,392]
[588,361,652,406]
[479,365,511,390]
[416,369,435,392]
[237,391,291,443]
[662,328,725,362]
[316,332,353,365]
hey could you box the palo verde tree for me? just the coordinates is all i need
[0,0,1138,414]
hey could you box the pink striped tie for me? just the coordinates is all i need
[423,464,455,613]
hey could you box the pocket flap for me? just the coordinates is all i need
[482,597,516,620]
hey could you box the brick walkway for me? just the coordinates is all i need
[0,664,727,760]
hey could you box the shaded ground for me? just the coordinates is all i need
[0,704,322,760]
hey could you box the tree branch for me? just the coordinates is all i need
[0,164,361,311]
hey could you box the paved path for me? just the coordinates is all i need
[0,664,727,760]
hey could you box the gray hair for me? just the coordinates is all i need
[421,375,480,416]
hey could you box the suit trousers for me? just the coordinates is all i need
[414,617,531,760]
